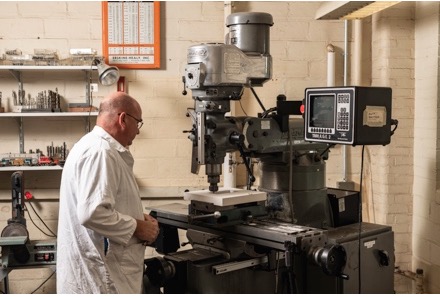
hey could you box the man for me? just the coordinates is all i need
[57,91,159,293]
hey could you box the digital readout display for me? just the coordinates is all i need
[309,95,335,129]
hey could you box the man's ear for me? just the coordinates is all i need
[118,112,127,129]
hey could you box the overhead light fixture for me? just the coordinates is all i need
[93,58,120,86]
[315,1,400,20]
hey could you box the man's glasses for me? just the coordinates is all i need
[118,112,143,129]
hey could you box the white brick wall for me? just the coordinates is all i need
[0,0,436,294]
[413,1,440,294]
[370,2,415,293]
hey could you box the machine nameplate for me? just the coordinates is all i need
[224,52,241,74]
[364,239,376,249]
[261,120,270,130]
[338,198,345,212]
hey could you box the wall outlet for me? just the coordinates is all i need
[90,83,98,92]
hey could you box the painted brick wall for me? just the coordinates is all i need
[370,2,415,293]
[413,1,440,294]
[0,1,425,294]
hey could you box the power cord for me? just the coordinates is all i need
[249,85,267,112]
[238,98,248,116]
[318,144,335,159]
[24,202,57,238]
[390,119,399,136]
[30,270,56,294]
[357,145,366,293]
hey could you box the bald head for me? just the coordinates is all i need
[98,91,139,117]
[96,91,142,147]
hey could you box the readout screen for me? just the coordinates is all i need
[309,95,335,128]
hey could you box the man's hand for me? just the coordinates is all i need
[134,213,159,244]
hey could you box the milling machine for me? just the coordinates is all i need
[145,12,396,294]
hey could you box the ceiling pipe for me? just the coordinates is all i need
[353,19,363,86]
[327,44,336,87]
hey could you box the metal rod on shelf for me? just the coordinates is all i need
[17,116,24,154]
[85,70,91,107]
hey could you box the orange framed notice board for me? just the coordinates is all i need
[102,1,160,69]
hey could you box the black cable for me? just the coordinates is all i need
[358,145,366,294]
[249,86,267,112]
[287,271,297,294]
[238,99,248,116]
[30,270,56,294]
[288,127,295,224]
[24,202,57,238]
[275,252,281,293]
[390,119,399,136]
[261,107,277,118]
[318,144,335,159]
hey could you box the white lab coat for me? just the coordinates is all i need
[57,126,145,294]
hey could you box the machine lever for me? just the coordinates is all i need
[229,131,256,186]
[188,211,221,222]
[239,147,255,184]
[339,273,349,280]
[181,76,187,95]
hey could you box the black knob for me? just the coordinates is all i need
[229,132,244,144]
[313,244,347,276]
[144,257,175,287]
[277,94,286,101]
[378,250,390,267]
